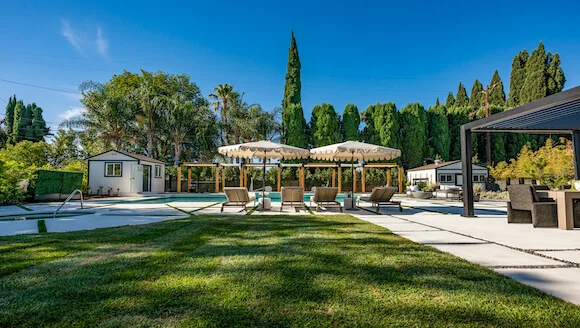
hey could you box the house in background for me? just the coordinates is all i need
[407,160,488,188]
[87,150,165,195]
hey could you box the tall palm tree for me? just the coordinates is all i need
[133,70,167,157]
[208,83,238,144]
[61,81,135,151]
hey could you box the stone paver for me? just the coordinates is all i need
[394,230,488,245]
[496,268,580,305]
[536,250,580,264]
[0,219,38,236]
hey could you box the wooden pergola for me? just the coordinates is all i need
[177,162,404,193]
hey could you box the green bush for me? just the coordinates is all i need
[0,160,36,205]
[35,170,83,196]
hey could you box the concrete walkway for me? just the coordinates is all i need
[350,201,580,305]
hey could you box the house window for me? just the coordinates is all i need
[105,162,122,177]
[473,175,486,182]
[155,165,162,178]
[439,174,453,183]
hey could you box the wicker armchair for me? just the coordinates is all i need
[507,185,558,227]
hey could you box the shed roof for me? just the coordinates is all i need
[88,150,166,165]
[407,160,460,172]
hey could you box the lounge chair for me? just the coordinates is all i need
[280,186,304,212]
[359,187,402,212]
[309,187,342,212]
[507,185,558,227]
[221,187,256,212]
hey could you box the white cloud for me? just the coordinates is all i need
[59,107,85,120]
[60,92,83,101]
[96,26,108,58]
[60,19,85,56]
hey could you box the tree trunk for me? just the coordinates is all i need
[174,141,181,167]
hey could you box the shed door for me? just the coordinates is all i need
[455,174,463,186]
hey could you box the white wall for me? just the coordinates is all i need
[88,160,140,195]
[407,169,436,185]
[142,160,165,193]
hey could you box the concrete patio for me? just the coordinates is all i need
[1,195,578,305]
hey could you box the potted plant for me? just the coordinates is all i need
[97,186,104,196]
[107,186,113,197]
[87,186,92,196]
[116,188,120,196]
[473,184,483,202]
[412,182,434,199]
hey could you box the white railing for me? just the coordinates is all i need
[53,189,84,218]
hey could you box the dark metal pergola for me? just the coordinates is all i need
[461,86,580,217]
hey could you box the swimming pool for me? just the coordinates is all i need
[0,211,95,221]
[131,193,350,204]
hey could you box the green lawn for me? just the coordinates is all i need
[1,214,579,327]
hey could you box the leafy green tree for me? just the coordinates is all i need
[373,102,400,149]
[51,128,82,168]
[361,104,378,144]
[447,106,472,160]
[342,104,360,141]
[4,96,16,144]
[469,79,484,109]
[507,50,529,107]
[455,82,469,107]
[445,92,455,108]
[399,103,427,168]
[31,104,49,142]
[282,31,307,147]
[520,42,549,104]
[489,70,506,106]
[547,52,565,95]
[209,83,239,144]
[310,103,341,147]
[427,104,450,160]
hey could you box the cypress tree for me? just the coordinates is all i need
[282,31,307,147]
[547,52,565,95]
[520,42,548,104]
[435,98,440,106]
[447,106,471,160]
[507,50,529,107]
[427,104,450,160]
[489,70,506,106]
[399,103,427,168]
[4,95,16,144]
[373,102,400,149]
[310,103,341,147]
[342,103,360,141]
[361,104,378,144]
[23,104,35,141]
[455,82,469,107]
[469,79,484,109]
[31,104,49,142]
[11,100,25,143]
[445,92,455,108]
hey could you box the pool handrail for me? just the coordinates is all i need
[53,189,84,218]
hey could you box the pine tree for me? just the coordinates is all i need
[282,31,307,147]
[427,104,450,160]
[547,52,565,95]
[342,103,360,141]
[4,96,16,144]
[489,70,506,106]
[11,100,25,143]
[399,103,427,168]
[31,104,49,142]
[310,103,341,147]
[507,50,529,107]
[455,82,469,107]
[520,42,548,104]
[469,79,484,109]
[445,92,455,108]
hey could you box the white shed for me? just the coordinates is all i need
[407,160,488,188]
[87,150,165,195]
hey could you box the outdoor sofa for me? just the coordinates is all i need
[359,187,402,212]
[221,187,256,212]
[507,185,558,227]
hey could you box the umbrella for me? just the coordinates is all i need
[218,140,310,205]
[310,141,401,209]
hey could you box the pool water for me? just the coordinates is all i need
[133,193,350,204]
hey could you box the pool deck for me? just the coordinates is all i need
[1,195,579,305]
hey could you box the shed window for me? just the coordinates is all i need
[473,175,486,182]
[105,162,122,177]
[439,174,453,183]
[155,165,162,178]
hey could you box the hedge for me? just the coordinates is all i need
[35,170,83,198]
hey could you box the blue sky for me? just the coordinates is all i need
[1,0,579,139]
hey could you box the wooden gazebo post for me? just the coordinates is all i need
[187,167,192,193]
[386,168,391,187]
[353,167,357,193]
[299,165,305,188]
[277,165,281,192]
[239,164,244,188]
[332,167,336,187]
[214,164,219,193]
[338,165,342,193]
[221,167,225,192]
[176,165,182,193]
[361,164,366,193]
[398,166,404,193]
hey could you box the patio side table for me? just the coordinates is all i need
[547,191,580,230]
